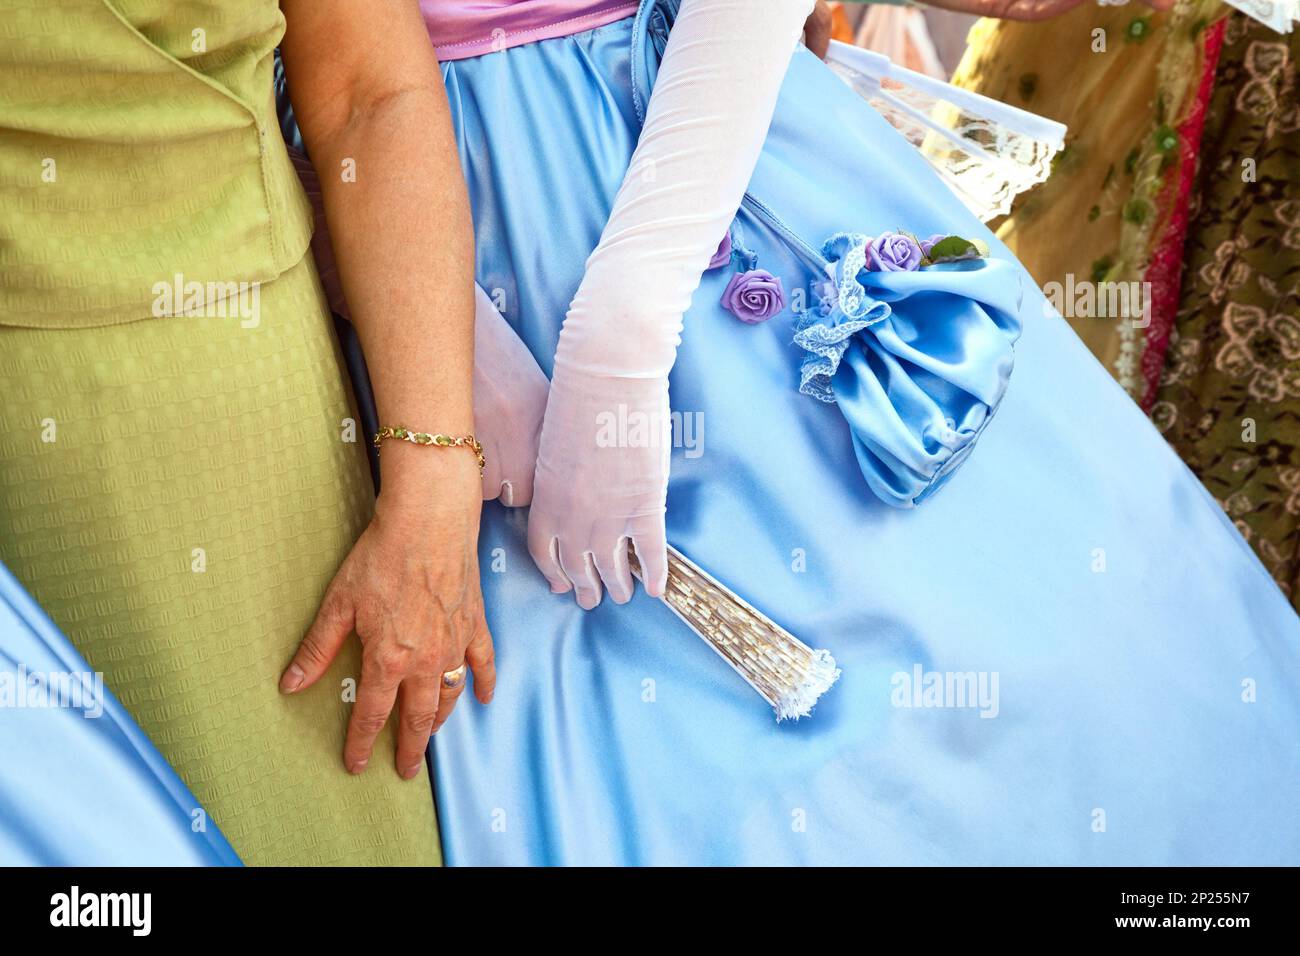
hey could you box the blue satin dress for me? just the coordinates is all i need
[0,561,239,865]
[431,1,1300,865]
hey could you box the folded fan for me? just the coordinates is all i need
[628,543,840,721]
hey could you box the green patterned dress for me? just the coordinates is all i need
[0,0,440,864]
[1151,13,1300,608]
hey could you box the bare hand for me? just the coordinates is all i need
[803,1,834,60]
[280,459,494,779]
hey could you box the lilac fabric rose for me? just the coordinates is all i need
[867,232,923,272]
[920,233,947,259]
[721,269,785,324]
[708,233,733,270]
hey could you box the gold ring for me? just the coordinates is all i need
[441,664,467,690]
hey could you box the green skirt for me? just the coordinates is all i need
[0,256,440,865]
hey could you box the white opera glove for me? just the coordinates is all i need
[473,285,548,506]
[527,0,814,608]
[288,146,546,505]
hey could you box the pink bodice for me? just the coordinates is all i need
[420,1,640,60]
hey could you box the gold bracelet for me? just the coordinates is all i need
[373,426,486,476]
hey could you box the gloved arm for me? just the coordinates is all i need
[527,0,815,608]
[472,284,547,506]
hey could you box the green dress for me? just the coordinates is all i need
[0,0,440,865]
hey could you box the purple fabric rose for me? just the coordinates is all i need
[721,269,785,324]
[867,232,923,272]
[919,233,947,259]
[707,233,733,270]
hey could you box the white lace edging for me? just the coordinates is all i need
[825,41,1067,223]
[1223,0,1298,33]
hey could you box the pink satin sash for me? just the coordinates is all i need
[421,1,640,60]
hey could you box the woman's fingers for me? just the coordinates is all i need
[464,617,497,705]
[504,462,534,507]
[527,521,573,594]
[431,664,468,734]
[280,508,495,777]
[480,448,505,503]
[530,517,664,607]
[802,0,833,60]
[394,677,440,779]
[343,654,401,774]
[592,532,635,604]
[281,582,354,694]
[631,530,668,599]
[559,542,603,610]
[482,458,533,507]
[352,615,493,777]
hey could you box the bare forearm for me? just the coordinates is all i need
[280,0,478,504]
[314,88,475,429]
[308,86,477,499]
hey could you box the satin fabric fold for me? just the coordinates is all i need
[795,254,1023,507]
[429,6,1300,865]
[0,561,239,866]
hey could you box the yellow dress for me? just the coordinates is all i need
[0,0,439,865]
[950,0,1229,397]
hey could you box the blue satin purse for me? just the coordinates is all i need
[793,233,1022,508]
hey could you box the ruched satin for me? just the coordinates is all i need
[795,255,1023,507]
[0,561,239,865]
[430,6,1300,866]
